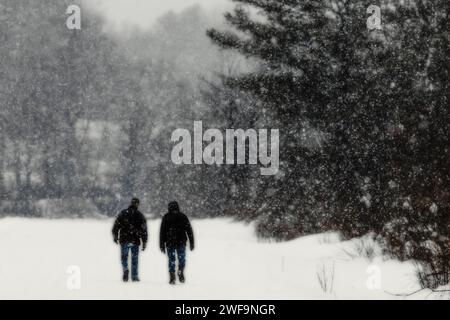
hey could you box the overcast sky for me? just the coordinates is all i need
[87,0,229,29]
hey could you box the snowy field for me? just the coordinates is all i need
[0,218,443,300]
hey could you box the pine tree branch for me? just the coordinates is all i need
[384,287,450,297]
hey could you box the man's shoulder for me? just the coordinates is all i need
[179,212,190,221]
[137,210,146,219]
[117,209,129,217]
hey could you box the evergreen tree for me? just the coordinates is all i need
[208,0,449,285]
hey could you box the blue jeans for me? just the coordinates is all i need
[121,243,139,279]
[167,246,186,273]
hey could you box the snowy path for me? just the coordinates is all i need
[0,218,430,299]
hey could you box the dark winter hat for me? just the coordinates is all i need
[168,201,179,213]
[131,198,140,206]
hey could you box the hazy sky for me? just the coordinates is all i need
[88,0,229,29]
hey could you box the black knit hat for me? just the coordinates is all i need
[168,201,179,213]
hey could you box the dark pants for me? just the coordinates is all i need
[167,246,186,273]
[121,243,139,279]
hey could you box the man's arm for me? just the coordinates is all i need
[159,216,167,252]
[112,213,122,243]
[184,215,194,250]
[140,214,148,249]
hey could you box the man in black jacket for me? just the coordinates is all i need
[112,198,148,282]
[160,201,194,285]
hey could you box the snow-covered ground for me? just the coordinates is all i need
[0,218,444,299]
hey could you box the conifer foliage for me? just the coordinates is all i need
[207,0,449,288]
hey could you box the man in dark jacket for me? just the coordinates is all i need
[160,201,194,285]
[112,198,148,282]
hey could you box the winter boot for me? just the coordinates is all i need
[132,277,140,282]
[178,268,185,283]
[169,272,176,285]
[123,270,129,282]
